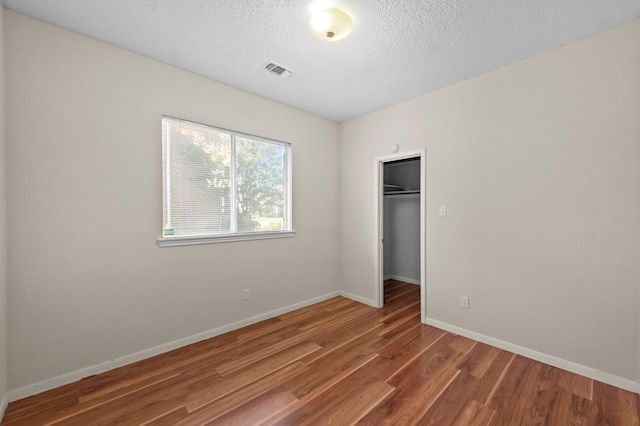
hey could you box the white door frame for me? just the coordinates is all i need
[374,148,426,323]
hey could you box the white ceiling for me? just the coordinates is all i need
[2,0,639,123]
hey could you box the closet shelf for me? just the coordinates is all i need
[384,189,420,196]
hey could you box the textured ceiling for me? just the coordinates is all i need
[2,0,640,122]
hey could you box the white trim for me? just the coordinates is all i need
[338,291,377,307]
[374,148,427,322]
[383,275,420,285]
[1,392,8,419]
[375,159,384,308]
[426,318,640,395]
[8,291,339,402]
[157,230,296,247]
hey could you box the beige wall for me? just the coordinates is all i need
[340,19,640,384]
[5,11,340,389]
[0,4,8,413]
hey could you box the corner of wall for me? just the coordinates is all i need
[0,3,10,420]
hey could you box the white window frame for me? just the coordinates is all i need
[158,116,295,247]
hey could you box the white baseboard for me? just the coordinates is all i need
[12,294,636,403]
[338,290,377,307]
[1,392,8,420]
[8,291,341,402]
[383,274,420,285]
[426,318,640,395]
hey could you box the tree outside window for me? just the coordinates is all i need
[162,117,291,239]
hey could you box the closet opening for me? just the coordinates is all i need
[374,149,426,323]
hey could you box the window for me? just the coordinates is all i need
[159,116,294,246]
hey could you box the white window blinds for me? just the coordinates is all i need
[162,117,291,241]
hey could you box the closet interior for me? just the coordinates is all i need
[383,157,421,292]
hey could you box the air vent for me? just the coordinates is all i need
[264,62,293,78]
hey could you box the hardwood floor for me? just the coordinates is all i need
[2,280,639,425]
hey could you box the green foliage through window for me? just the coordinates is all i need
[162,117,291,238]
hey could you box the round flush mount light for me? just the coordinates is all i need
[310,8,353,42]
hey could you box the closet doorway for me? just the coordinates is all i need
[374,149,426,322]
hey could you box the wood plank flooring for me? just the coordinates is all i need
[2,280,639,425]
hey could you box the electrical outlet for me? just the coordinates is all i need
[460,296,469,309]
[243,289,250,300]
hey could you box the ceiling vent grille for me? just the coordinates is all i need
[264,62,293,78]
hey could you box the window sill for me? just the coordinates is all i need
[157,230,296,247]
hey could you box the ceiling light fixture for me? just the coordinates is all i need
[310,8,353,42]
